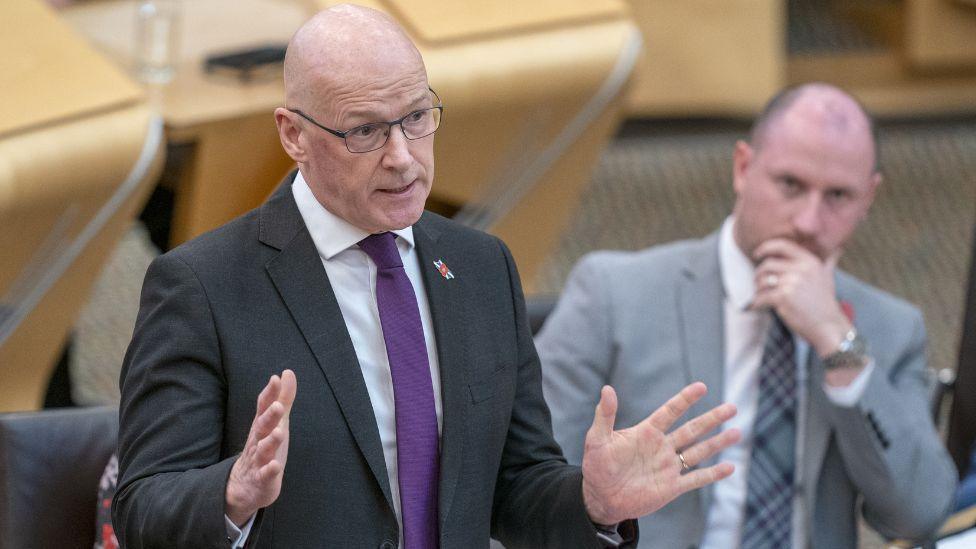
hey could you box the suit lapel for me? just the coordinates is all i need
[412,215,467,532]
[259,175,394,513]
[676,233,725,513]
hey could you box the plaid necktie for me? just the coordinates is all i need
[741,312,797,549]
[359,232,439,549]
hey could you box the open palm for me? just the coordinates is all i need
[581,383,740,525]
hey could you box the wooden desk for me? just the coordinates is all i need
[62,0,308,245]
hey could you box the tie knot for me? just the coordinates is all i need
[358,232,403,269]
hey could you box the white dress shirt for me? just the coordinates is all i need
[700,217,873,549]
[228,171,443,548]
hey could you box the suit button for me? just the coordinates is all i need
[379,541,395,549]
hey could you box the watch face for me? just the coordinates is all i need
[824,332,868,370]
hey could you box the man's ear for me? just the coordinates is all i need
[862,170,883,214]
[732,140,753,195]
[274,108,307,163]
[869,170,883,195]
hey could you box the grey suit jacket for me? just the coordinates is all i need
[537,232,957,549]
[113,175,628,548]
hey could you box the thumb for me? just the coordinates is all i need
[587,386,618,445]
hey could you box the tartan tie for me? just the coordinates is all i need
[359,232,439,549]
[741,313,797,549]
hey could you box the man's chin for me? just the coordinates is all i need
[380,208,425,232]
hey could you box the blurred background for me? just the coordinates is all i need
[1,1,975,547]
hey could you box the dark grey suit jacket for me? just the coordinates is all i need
[538,232,957,549]
[113,175,624,548]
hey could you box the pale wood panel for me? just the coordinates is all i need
[906,0,976,69]
[0,105,163,412]
[381,0,625,45]
[624,0,786,117]
[425,21,640,205]
[169,114,296,244]
[790,51,976,117]
[0,0,142,137]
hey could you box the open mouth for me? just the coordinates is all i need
[379,181,414,195]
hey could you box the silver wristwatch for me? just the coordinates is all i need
[822,327,868,370]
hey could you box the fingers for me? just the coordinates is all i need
[753,238,805,263]
[258,459,285,482]
[254,426,287,465]
[677,428,741,469]
[667,403,737,450]
[226,371,295,523]
[253,401,286,441]
[586,386,618,446]
[676,462,735,495]
[254,374,281,421]
[247,370,298,448]
[645,382,707,432]
[754,258,790,279]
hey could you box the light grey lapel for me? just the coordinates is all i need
[259,176,395,515]
[676,232,726,511]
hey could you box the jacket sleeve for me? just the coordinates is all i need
[489,241,636,548]
[535,253,616,466]
[823,308,957,542]
[113,252,256,549]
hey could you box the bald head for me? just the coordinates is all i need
[283,4,427,110]
[749,83,879,173]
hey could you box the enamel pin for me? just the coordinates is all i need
[433,259,454,279]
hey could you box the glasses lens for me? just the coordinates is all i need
[345,122,389,153]
[401,108,441,140]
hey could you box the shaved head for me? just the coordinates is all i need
[731,83,882,261]
[749,83,879,173]
[273,4,437,233]
[283,4,427,113]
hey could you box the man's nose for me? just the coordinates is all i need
[380,125,413,171]
[792,193,824,236]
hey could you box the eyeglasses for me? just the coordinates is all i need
[288,88,443,153]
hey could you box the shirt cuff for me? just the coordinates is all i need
[823,359,875,407]
[225,513,256,548]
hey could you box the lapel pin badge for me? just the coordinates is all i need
[433,259,454,280]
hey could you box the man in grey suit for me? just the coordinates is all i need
[113,5,742,548]
[538,83,957,548]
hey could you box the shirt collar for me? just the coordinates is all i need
[719,215,757,311]
[291,170,415,260]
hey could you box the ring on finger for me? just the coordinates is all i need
[677,451,691,471]
[763,273,779,289]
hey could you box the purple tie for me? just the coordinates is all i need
[358,232,439,549]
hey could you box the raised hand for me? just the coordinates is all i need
[751,238,851,358]
[225,370,297,526]
[581,383,739,526]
